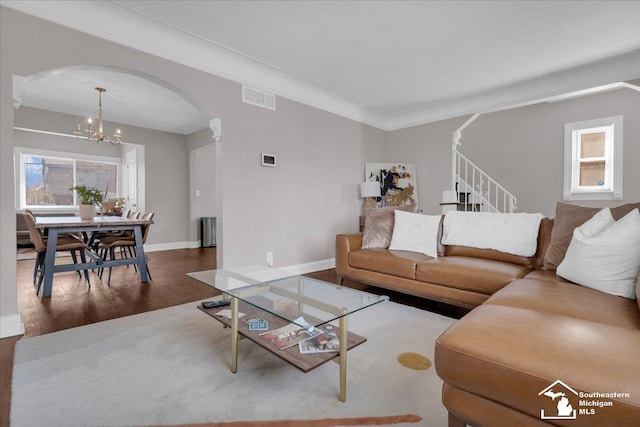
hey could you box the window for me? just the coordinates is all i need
[564,116,623,201]
[16,148,119,209]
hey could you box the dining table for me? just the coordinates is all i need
[34,215,154,297]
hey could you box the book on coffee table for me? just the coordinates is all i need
[259,316,323,350]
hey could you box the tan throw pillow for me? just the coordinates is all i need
[542,202,640,270]
[361,205,416,249]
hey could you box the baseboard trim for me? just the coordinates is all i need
[213,259,336,283]
[283,258,335,275]
[1,314,25,339]
[143,242,329,276]
[145,241,201,252]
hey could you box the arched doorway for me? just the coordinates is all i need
[13,64,222,271]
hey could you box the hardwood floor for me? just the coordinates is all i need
[1,247,218,427]
[1,249,467,427]
[0,336,20,427]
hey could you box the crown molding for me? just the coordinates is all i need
[1,1,389,129]
[2,1,639,132]
[384,48,640,130]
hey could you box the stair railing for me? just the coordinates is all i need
[455,152,517,212]
[451,113,517,213]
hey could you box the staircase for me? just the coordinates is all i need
[444,113,517,213]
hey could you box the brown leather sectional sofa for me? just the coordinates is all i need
[335,211,640,427]
[336,217,554,309]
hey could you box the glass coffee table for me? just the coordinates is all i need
[188,267,388,401]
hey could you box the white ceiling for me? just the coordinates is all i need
[16,67,212,135]
[4,0,640,133]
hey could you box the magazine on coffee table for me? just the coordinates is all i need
[259,316,323,350]
[299,325,340,353]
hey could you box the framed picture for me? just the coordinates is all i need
[364,162,417,208]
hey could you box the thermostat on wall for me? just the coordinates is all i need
[261,153,276,167]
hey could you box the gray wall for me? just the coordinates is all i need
[218,96,386,268]
[459,89,640,216]
[187,128,217,243]
[0,7,386,330]
[386,115,470,214]
[13,106,191,246]
[386,88,640,217]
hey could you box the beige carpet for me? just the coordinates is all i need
[11,299,455,426]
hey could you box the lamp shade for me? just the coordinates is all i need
[360,181,381,198]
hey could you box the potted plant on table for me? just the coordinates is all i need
[70,185,105,219]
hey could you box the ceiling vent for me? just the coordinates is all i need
[242,85,276,111]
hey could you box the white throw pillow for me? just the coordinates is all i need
[557,208,640,299]
[574,207,615,240]
[441,211,544,257]
[388,210,441,258]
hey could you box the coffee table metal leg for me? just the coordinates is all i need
[231,297,239,373]
[339,315,348,402]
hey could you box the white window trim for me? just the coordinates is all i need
[14,147,120,211]
[563,116,623,201]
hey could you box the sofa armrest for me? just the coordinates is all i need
[335,233,363,277]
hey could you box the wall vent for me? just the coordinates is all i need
[242,85,276,111]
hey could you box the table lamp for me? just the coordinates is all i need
[360,181,381,211]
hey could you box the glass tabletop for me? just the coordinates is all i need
[188,267,388,329]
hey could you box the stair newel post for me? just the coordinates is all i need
[452,129,461,195]
[451,113,480,200]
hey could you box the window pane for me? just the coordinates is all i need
[579,161,605,186]
[580,132,605,158]
[76,161,118,201]
[24,155,74,206]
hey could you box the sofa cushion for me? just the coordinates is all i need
[416,256,531,295]
[361,204,416,249]
[444,245,535,268]
[557,208,640,299]
[349,248,431,280]
[485,278,640,329]
[543,201,640,270]
[435,303,640,427]
[523,269,570,283]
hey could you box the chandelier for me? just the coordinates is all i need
[74,87,122,144]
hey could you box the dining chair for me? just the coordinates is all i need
[23,212,92,294]
[90,208,141,250]
[17,212,35,252]
[98,212,154,286]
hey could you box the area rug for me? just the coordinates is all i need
[11,299,456,426]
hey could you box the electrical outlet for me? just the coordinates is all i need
[266,251,274,267]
